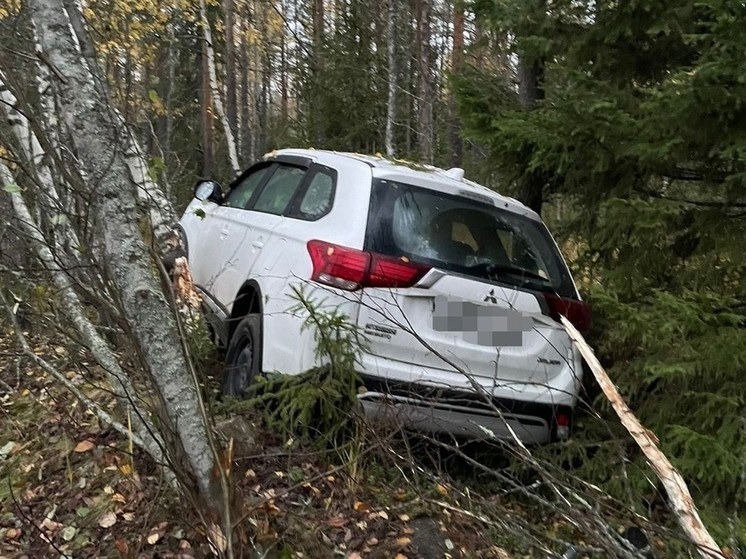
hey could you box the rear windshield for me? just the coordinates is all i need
[365,178,577,298]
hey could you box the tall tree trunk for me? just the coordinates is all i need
[199,0,240,176]
[223,0,237,138]
[280,18,288,123]
[450,0,464,167]
[239,16,251,164]
[200,37,215,176]
[517,56,545,215]
[27,2,232,549]
[416,0,433,164]
[384,0,397,158]
[313,0,324,53]
[312,0,325,145]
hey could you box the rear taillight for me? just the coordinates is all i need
[307,240,430,291]
[367,254,430,288]
[544,293,592,333]
[555,410,571,440]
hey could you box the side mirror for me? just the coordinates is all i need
[194,180,223,203]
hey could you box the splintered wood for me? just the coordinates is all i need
[560,316,726,559]
[172,256,202,309]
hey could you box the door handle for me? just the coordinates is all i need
[252,241,264,249]
[221,228,230,235]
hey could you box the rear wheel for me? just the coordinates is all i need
[221,314,262,398]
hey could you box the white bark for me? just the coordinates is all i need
[27,0,226,517]
[0,70,80,254]
[59,0,178,252]
[0,162,166,468]
[384,0,396,158]
[124,133,177,250]
[561,316,726,559]
[199,0,240,176]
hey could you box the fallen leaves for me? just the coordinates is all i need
[327,515,348,528]
[2,528,21,540]
[73,439,95,453]
[98,511,117,528]
[0,441,16,459]
[146,522,169,545]
[61,526,77,541]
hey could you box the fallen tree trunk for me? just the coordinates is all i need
[560,316,726,559]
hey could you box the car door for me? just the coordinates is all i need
[213,162,310,307]
[259,164,339,373]
[183,163,273,307]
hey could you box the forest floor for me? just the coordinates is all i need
[0,324,539,558]
[0,324,665,559]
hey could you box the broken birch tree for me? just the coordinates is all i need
[561,316,726,559]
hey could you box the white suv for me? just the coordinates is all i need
[179,149,590,444]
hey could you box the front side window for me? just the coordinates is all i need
[252,165,306,215]
[365,179,576,297]
[223,166,270,209]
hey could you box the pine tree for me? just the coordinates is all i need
[454,0,746,537]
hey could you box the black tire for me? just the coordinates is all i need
[221,314,262,399]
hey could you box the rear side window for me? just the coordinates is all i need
[298,171,334,219]
[252,165,306,214]
[365,179,576,298]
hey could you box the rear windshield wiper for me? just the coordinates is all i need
[467,262,551,283]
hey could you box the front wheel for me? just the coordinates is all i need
[221,314,262,399]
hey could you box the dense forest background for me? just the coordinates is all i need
[0,0,744,556]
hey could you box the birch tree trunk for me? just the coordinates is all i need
[223,0,237,139]
[0,70,82,259]
[60,0,178,251]
[199,0,240,176]
[27,0,230,535]
[0,162,166,470]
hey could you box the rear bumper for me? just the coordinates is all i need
[356,373,573,445]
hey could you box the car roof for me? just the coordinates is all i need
[265,148,540,220]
